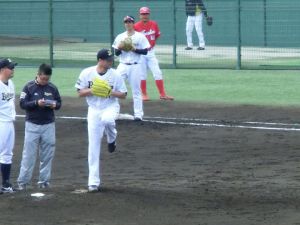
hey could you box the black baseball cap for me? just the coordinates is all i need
[0,58,17,70]
[97,49,114,61]
[123,15,135,23]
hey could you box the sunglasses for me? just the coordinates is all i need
[124,20,134,24]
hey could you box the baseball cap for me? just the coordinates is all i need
[0,58,17,70]
[123,15,135,23]
[139,7,150,14]
[97,49,114,61]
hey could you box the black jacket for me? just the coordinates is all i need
[20,79,62,125]
[185,0,207,17]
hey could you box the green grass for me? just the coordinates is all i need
[12,68,300,107]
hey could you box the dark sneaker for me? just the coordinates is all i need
[134,117,142,122]
[88,185,101,193]
[197,47,205,50]
[1,185,15,193]
[185,47,193,50]
[108,141,116,153]
[38,182,50,189]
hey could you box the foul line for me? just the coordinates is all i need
[16,114,300,132]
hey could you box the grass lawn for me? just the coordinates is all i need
[12,68,300,107]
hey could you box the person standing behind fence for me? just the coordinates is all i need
[185,0,208,50]
[112,15,150,121]
[134,7,174,101]
[0,58,17,194]
[17,63,61,191]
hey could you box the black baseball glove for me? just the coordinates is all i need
[206,16,213,26]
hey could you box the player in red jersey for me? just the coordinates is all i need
[134,7,174,101]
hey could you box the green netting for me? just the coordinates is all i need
[0,0,299,69]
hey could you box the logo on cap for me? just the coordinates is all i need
[97,49,114,61]
[0,58,17,70]
[123,15,135,23]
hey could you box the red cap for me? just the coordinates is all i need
[139,7,150,14]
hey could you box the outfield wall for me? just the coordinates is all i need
[0,0,299,69]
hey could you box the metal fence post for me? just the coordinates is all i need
[172,0,177,68]
[236,0,241,70]
[49,0,54,67]
[263,0,267,47]
[110,0,115,66]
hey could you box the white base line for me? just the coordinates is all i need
[16,114,300,132]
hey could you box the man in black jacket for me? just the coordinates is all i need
[17,63,61,190]
[185,0,208,50]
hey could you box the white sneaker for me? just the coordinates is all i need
[88,185,100,193]
[17,183,27,191]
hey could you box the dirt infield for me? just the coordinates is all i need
[1,97,300,225]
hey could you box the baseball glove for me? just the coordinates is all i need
[206,16,213,26]
[91,78,112,98]
[120,37,134,52]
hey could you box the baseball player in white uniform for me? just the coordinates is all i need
[75,49,127,192]
[112,15,150,121]
[0,58,17,194]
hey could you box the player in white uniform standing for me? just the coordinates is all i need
[75,49,127,192]
[112,15,150,121]
[0,58,17,194]
[134,7,174,101]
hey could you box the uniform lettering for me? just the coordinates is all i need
[2,93,14,101]
[88,81,93,88]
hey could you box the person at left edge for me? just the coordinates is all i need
[0,58,17,194]
[17,63,62,190]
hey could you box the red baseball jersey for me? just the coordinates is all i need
[134,20,161,48]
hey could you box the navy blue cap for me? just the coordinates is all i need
[0,58,17,69]
[123,15,135,23]
[97,49,114,61]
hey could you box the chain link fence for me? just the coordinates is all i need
[0,0,299,69]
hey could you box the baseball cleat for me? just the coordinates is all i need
[88,185,101,193]
[38,182,50,189]
[142,94,150,101]
[134,117,142,122]
[108,141,116,153]
[197,47,205,50]
[160,95,174,100]
[185,47,193,50]
[17,183,27,191]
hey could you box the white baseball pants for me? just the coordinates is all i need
[117,63,143,119]
[87,105,119,187]
[186,13,205,48]
[140,49,162,81]
[0,121,15,164]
